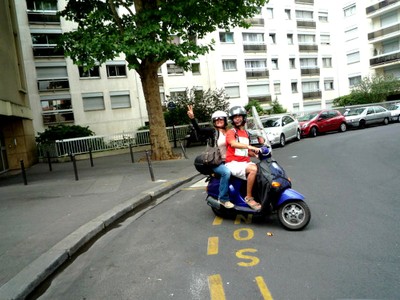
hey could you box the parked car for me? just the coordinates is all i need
[260,114,301,147]
[387,103,400,122]
[297,109,347,137]
[343,105,391,128]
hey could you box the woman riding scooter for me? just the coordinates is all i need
[187,105,234,209]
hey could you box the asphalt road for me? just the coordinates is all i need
[31,123,400,299]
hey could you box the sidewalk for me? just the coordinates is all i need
[0,145,203,300]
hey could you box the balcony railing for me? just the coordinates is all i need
[299,44,318,52]
[42,111,74,125]
[303,91,321,99]
[370,51,400,66]
[245,69,269,79]
[243,44,267,52]
[245,18,265,27]
[366,0,399,15]
[27,11,60,23]
[33,46,64,57]
[368,23,400,40]
[38,79,69,91]
[300,68,320,76]
[296,20,316,29]
[295,0,314,5]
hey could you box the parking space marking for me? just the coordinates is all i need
[207,237,219,255]
[208,274,226,300]
[213,216,223,225]
[255,276,273,300]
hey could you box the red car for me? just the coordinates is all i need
[298,109,347,137]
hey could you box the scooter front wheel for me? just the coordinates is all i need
[278,200,311,231]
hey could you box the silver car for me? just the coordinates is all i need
[261,114,301,147]
[344,105,391,128]
[387,103,400,122]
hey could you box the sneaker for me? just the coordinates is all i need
[219,200,234,209]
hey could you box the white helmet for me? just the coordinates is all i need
[211,110,228,127]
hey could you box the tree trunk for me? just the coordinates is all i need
[139,62,176,160]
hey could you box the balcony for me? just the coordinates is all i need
[296,20,316,29]
[27,11,60,23]
[248,95,272,103]
[303,91,321,99]
[295,0,314,5]
[301,68,320,76]
[366,0,399,15]
[368,23,400,40]
[33,46,64,57]
[245,18,265,27]
[370,51,400,66]
[38,79,69,92]
[299,44,318,52]
[42,111,74,125]
[245,69,269,79]
[243,44,267,52]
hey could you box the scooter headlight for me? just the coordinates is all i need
[271,181,281,188]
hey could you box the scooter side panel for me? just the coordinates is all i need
[277,188,305,206]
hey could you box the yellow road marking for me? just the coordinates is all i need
[236,248,260,267]
[207,237,219,255]
[212,216,223,225]
[208,274,226,300]
[255,276,273,300]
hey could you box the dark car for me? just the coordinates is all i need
[298,109,347,137]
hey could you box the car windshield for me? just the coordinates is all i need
[262,117,280,128]
[345,108,365,116]
[387,105,399,111]
[297,112,318,121]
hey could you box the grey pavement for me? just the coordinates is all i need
[0,145,203,300]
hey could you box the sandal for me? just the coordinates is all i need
[245,197,261,210]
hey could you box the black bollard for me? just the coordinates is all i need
[180,141,188,159]
[129,143,135,163]
[71,154,79,181]
[89,147,94,167]
[172,125,177,148]
[46,151,52,171]
[20,160,27,185]
[145,150,155,181]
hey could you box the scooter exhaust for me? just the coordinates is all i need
[206,196,220,209]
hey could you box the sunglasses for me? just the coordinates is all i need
[214,117,225,121]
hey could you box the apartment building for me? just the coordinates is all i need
[1,0,399,172]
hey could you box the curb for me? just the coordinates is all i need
[0,173,200,300]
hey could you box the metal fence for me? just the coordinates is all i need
[37,124,199,158]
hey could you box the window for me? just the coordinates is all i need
[106,63,127,77]
[296,10,313,20]
[300,58,318,68]
[26,0,57,11]
[319,11,328,22]
[242,33,264,43]
[219,32,234,43]
[380,11,397,27]
[291,82,298,93]
[324,79,334,90]
[274,82,281,94]
[82,92,105,111]
[267,8,274,19]
[322,57,332,68]
[287,34,293,44]
[289,58,296,69]
[298,34,315,44]
[345,27,358,41]
[225,86,240,98]
[343,4,356,17]
[167,63,184,75]
[285,9,291,20]
[36,63,69,91]
[349,75,361,87]
[79,66,100,78]
[320,34,330,45]
[382,39,400,54]
[302,81,319,92]
[170,90,186,99]
[347,51,360,64]
[110,91,131,109]
[245,59,267,70]
[222,59,237,71]
[247,84,270,97]
[269,33,276,44]
[31,29,63,56]
[191,63,200,74]
[41,94,74,125]
[271,58,278,70]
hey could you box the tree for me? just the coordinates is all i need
[58,0,268,160]
[245,100,265,116]
[333,74,400,107]
[36,124,94,144]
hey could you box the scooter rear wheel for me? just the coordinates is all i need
[278,200,311,230]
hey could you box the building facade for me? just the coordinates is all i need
[1,0,399,172]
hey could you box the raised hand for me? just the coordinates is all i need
[187,105,195,119]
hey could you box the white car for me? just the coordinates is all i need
[344,105,391,128]
[261,114,301,147]
[387,103,400,122]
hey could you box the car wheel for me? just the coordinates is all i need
[383,117,389,125]
[279,134,286,147]
[296,130,301,141]
[359,120,366,129]
[339,122,347,132]
[309,127,318,137]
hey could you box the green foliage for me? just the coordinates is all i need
[245,100,265,116]
[36,124,94,144]
[271,98,287,114]
[164,87,230,126]
[333,74,400,106]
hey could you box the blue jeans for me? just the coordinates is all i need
[212,163,231,202]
